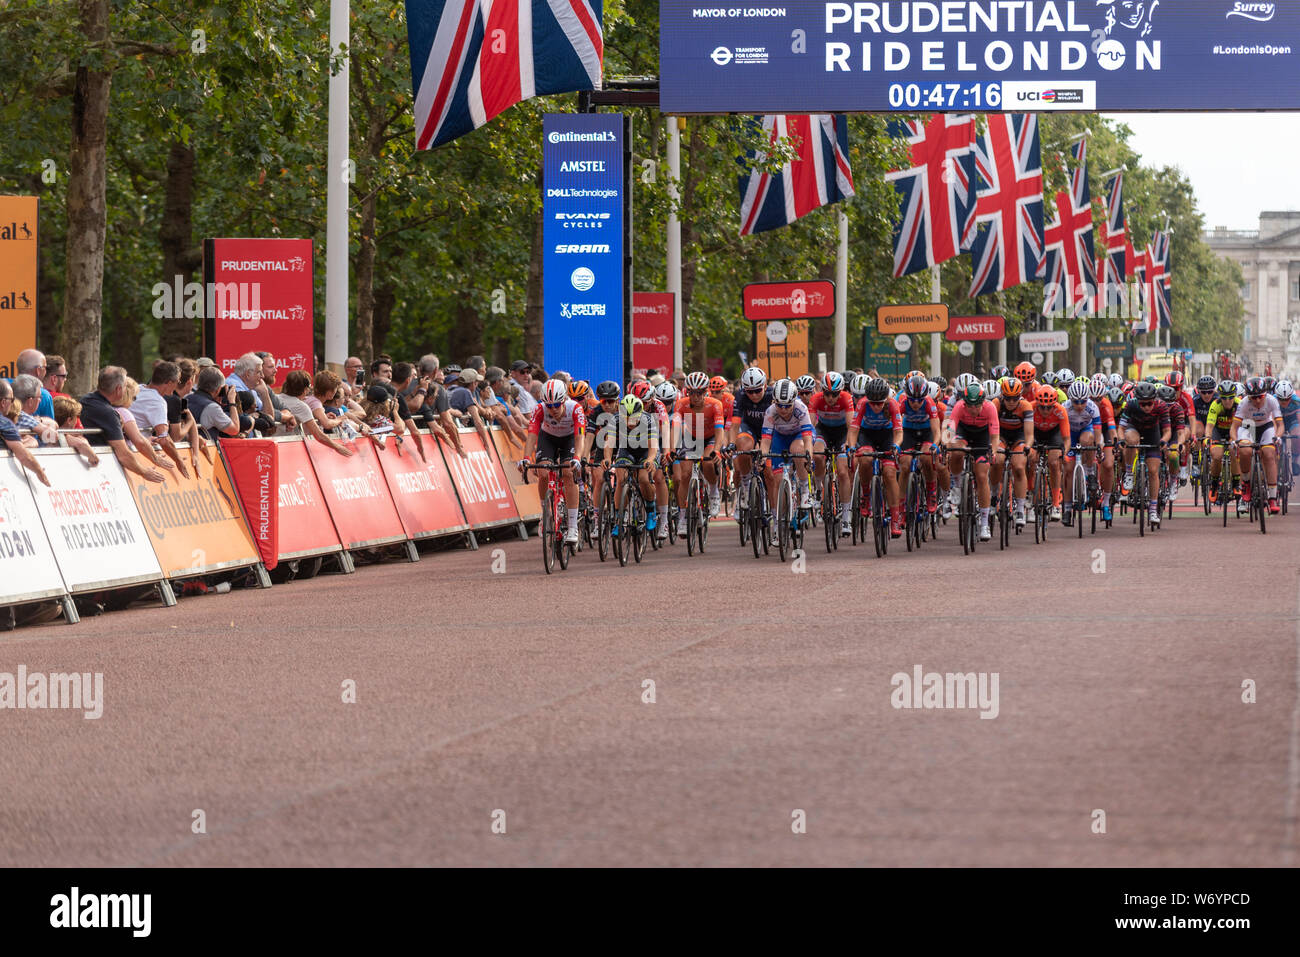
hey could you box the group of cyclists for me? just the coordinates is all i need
[519,359,1300,553]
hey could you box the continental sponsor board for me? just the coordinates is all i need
[0,196,38,377]
[27,452,165,593]
[128,446,260,578]
[0,453,68,605]
[877,304,949,335]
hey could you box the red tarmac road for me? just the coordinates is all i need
[2,487,1298,867]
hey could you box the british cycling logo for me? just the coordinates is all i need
[1096,1,1160,38]
[1226,2,1276,21]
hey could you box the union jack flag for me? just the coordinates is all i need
[1096,172,1128,317]
[1041,140,1096,318]
[407,0,604,151]
[965,113,1044,297]
[738,115,855,236]
[1150,229,1172,330]
[1127,232,1150,332]
[886,114,977,277]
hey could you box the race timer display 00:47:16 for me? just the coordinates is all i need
[885,82,1002,109]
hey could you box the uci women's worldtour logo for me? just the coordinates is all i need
[1227,2,1276,21]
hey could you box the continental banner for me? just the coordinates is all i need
[128,444,261,579]
[0,195,38,377]
[306,436,407,549]
[220,438,278,569]
[442,429,520,530]
[0,451,68,606]
[488,427,540,523]
[27,449,166,594]
[372,431,469,540]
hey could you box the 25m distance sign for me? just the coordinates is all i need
[660,1,1300,114]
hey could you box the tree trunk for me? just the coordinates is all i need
[109,278,142,379]
[372,281,396,357]
[493,336,511,369]
[60,0,112,394]
[523,177,545,364]
[158,141,201,358]
[448,301,484,364]
[353,186,378,365]
[680,124,704,372]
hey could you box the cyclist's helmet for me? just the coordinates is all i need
[740,367,767,391]
[595,380,620,400]
[1091,372,1108,384]
[991,365,1010,380]
[1245,376,1267,397]
[962,382,984,405]
[1235,381,1248,400]
[621,395,643,417]
[1088,377,1107,399]
[982,379,999,399]
[1036,384,1059,405]
[954,372,979,392]
[1014,361,1037,383]
[629,380,652,400]
[1067,379,1091,402]
[1106,386,1124,405]
[795,374,817,394]
[709,375,728,393]
[655,381,679,404]
[932,375,948,389]
[1164,371,1184,390]
[1156,384,1177,403]
[1133,381,1159,401]
[1042,371,1059,388]
[1000,378,1024,400]
[1196,375,1217,393]
[864,378,891,402]
[927,380,941,401]
[1215,380,1237,401]
[849,373,871,397]
[543,379,569,404]
[684,371,709,392]
[904,375,928,399]
[1108,373,1125,389]
[772,379,798,406]
[1057,368,1075,387]
[1262,375,1277,394]
[567,379,591,401]
[1144,374,1161,385]
[1274,379,1295,401]
[823,371,844,394]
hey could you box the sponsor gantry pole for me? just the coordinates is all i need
[667,116,683,372]
[325,0,349,374]
[929,265,941,377]
[835,209,848,371]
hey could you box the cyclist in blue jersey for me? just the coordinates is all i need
[731,366,773,514]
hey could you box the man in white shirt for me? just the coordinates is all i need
[510,360,539,416]
[131,361,190,476]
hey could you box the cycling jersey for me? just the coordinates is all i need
[710,391,735,424]
[948,400,1000,436]
[1119,399,1171,434]
[1032,403,1069,443]
[1234,394,1283,427]
[897,396,939,430]
[1279,395,1300,426]
[1205,399,1237,434]
[1177,391,1195,430]
[1066,399,1101,435]
[1192,393,1216,425]
[1095,397,1116,433]
[996,399,1034,434]
[616,408,659,454]
[1166,399,1187,435]
[854,397,902,432]
[807,390,855,427]
[762,400,815,438]
[529,399,587,438]
[673,396,726,439]
[589,406,620,452]
[732,388,773,437]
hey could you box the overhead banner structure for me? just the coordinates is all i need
[631,292,675,375]
[443,429,521,531]
[27,450,167,594]
[0,195,38,378]
[203,237,315,378]
[543,113,625,388]
[660,2,1300,114]
[0,452,69,607]
[754,319,810,381]
[742,280,836,321]
[128,445,262,579]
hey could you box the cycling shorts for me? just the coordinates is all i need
[537,432,576,464]
[899,428,933,454]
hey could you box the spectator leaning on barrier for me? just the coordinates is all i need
[0,380,51,486]
[414,354,466,456]
[12,374,58,446]
[42,354,71,399]
[279,370,352,457]
[254,351,296,434]
[116,377,178,475]
[509,360,539,416]
[14,348,56,419]
[448,367,492,446]
[188,366,245,441]
[78,367,166,484]
[52,396,80,429]
[226,352,265,413]
[132,361,190,476]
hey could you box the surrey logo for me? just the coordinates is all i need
[1227,2,1275,21]
[1096,0,1160,38]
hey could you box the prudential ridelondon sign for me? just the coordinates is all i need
[660,1,1300,114]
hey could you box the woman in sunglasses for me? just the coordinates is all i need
[730,367,772,510]
[522,378,588,545]
[1118,380,1172,528]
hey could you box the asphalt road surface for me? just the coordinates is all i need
[3,487,1298,867]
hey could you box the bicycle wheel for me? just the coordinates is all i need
[1033,468,1048,544]
[903,472,917,553]
[749,477,764,559]
[667,486,679,545]
[738,473,750,547]
[871,473,886,558]
[998,466,1011,550]
[1254,458,1267,534]
[849,469,864,547]
[685,475,699,556]
[958,472,971,555]
[597,490,613,563]
[824,467,838,553]
[775,478,791,562]
[540,487,555,575]
[696,481,709,554]
[615,485,630,567]
[1136,466,1146,538]
[632,494,647,562]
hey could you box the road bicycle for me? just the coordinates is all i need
[948,444,992,556]
[812,446,848,553]
[1030,447,1053,545]
[610,459,651,565]
[1238,439,1270,535]
[674,451,715,557]
[993,447,1028,550]
[594,461,617,562]
[1125,444,1163,538]
[732,450,771,559]
[759,450,814,563]
[899,447,934,553]
[522,460,576,573]
[1276,434,1293,516]
[1065,444,1101,538]
[855,450,897,559]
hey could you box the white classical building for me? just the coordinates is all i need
[1204,212,1300,381]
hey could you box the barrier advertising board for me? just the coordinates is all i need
[262,438,343,561]
[220,438,279,570]
[372,432,470,540]
[488,427,541,523]
[307,437,408,549]
[0,452,67,606]
[443,429,520,530]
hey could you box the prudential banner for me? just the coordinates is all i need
[543,113,624,388]
[660,1,1300,114]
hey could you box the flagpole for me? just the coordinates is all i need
[835,209,848,370]
[325,0,349,374]
[930,266,941,377]
[667,117,683,372]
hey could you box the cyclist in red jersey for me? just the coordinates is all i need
[1028,384,1069,521]
[808,371,856,535]
[669,372,727,527]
